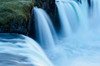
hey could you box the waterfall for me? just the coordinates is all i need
[69,1,89,31]
[88,0,100,31]
[56,1,72,36]
[56,0,89,37]
[34,7,69,66]
[34,7,56,49]
[54,0,100,66]
[1,0,100,66]
[0,33,53,66]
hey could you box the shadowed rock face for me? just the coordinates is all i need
[0,0,35,35]
[77,0,91,7]
[88,0,92,7]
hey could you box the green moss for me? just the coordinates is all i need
[0,0,35,25]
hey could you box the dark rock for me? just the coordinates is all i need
[0,0,35,35]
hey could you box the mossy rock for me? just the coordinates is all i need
[0,0,35,34]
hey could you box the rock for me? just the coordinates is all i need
[0,0,59,36]
[0,0,35,35]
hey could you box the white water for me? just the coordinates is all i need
[0,33,53,66]
[32,0,100,66]
[1,0,100,66]
[33,0,100,66]
[51,0,100,66]
[56,1,72,36]
[34,7,69,66]
[34,7,56,49]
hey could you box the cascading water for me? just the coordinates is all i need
[70,1,89,31]
[34,7,56,49]
[34,7,68,66]
[53,0,100,66]
[56,1,72,36]
[1,0,100,66]
[32,0,100,66]
[56,0,89,37]
[0,33,53,66]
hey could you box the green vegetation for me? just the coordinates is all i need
[0,0,35,25]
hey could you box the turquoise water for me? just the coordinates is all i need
[1,0,100,66]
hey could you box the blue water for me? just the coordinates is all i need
[1,0,100,66]
[0,33,53,66]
